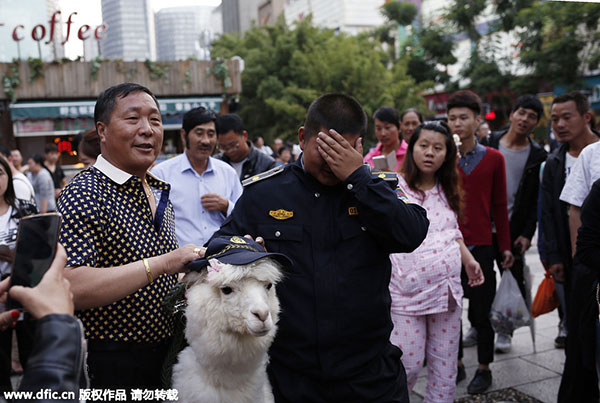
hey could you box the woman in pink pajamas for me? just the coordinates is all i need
[389,121,484,402]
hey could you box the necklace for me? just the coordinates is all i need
[142,179,157,217]
[142,180,153,198]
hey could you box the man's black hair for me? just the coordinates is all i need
[552,91,590,117]
[182,107,218,135]
[30,154,45,166]
[0,145,10,159]
[44,143,58,154]
[216,114,244,136]
[94,83,160,124]
[447,90,482,117]
[373,106,400,129]
[512,95,544,122]
[304,93,367,139]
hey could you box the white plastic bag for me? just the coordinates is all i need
[489,270,532,334]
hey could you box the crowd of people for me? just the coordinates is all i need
[0,81,597,403]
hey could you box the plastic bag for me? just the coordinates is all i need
[490,270,532,334]
[531,271,560,318]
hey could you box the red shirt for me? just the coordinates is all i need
[459,147,511,251]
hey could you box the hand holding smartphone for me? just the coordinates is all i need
[7,213,62,310]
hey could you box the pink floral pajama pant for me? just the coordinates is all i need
[390,296,461,403]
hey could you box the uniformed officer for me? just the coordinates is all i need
[212,93,429,402]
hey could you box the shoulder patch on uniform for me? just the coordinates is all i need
[242,165,285,187]
[395,186,410,204]
[371,169,397,181]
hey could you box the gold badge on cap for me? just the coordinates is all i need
[348,207,358,216]
[230,236,247,244]
[269,209,294,220]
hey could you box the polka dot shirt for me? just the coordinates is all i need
[57,156,178,343]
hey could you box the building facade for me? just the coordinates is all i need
[222,0,260,34]
[155,6,220,61]
[283,0,385,35]
[100,0,154,61]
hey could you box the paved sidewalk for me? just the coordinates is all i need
[410,244,564,403]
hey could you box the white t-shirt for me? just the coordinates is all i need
[12,172,35,202]
[560,141,600,207]
[230,157,248,179]
[564,152,577,180]
[0,206,17,278]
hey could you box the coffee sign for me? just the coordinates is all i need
[0,11,106,45]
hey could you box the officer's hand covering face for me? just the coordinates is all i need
[298,126,361,186]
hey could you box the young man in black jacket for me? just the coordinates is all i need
[216,114,276,181]
[541,91,599,350]
[486,95,547,353]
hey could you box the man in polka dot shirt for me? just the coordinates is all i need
[57,83,203,391]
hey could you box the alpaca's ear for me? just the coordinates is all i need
[182,270,207,286]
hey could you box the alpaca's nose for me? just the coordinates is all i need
[252,309,269,322]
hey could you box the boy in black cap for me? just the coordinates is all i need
[211,93,429,402]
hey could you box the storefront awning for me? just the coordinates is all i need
[10,97,223,121]
[10,101,96,121]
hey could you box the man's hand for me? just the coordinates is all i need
[501,250,514,269]
[201,193,229,214]
[513,236,531,255]
[9,244,73,319]
[159,244,205,276]
[465,259,485,287]
[244,235,267,250]
[549,263,565,283]
[316,129,364,181]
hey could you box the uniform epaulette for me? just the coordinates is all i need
[242,165,285,187]
[370,169,397,181]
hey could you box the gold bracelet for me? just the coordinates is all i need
[143,258,153,283]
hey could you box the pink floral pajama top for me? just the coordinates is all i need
[389,175,464,316]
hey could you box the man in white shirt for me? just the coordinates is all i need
[560,139,600,255]
[152,107,242,246]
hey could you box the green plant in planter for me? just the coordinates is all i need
[90,56,104,80]
[2,60,20,103]
[211,58,231,90]
[27,58,44,82]
[116,61,138,81]
[144,60,170,84]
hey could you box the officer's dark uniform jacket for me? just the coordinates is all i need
[488,130,547,241]
[216,141,276,181]
[213,157,429,382]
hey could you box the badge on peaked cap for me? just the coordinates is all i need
[186,235,293,272]
[269,209,294,220]
[230,236,247,244]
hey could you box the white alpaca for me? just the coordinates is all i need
[172,258,283,403]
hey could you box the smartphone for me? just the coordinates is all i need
[7,213,62,310]
[372,155,389,170]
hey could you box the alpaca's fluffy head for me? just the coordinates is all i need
[183,257,283,338]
